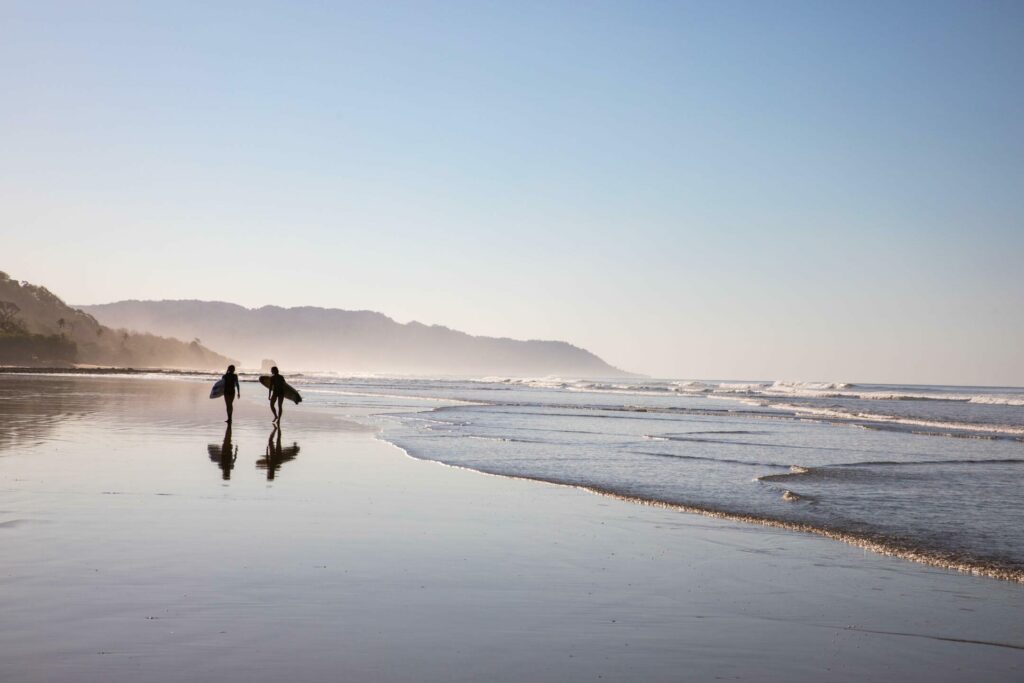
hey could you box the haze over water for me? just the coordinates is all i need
[3,1,1024,678]
[5,2,1023,385]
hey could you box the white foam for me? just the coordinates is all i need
[745,381,1024,405]
[967,395,1024,406]
[766,401,1024,438]
[770,380,854,391]
[716,382,770,392]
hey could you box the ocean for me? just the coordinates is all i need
[288,375,1024,583]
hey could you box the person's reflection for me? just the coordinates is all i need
[207,424,238,480]
[257,425,300,480]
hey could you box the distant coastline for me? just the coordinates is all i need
[0,365,221,376]
[81,299,631,377]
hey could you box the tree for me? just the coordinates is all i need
[57,318,66,335]
[0,301,22,333]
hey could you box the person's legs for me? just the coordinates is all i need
[270,395,278,422]
[225,394,234,423]
[275,396,284,422]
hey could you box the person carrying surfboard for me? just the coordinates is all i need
[222,364,241,423]
[268,366,286,423]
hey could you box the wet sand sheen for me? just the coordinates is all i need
[0,375,1021,682]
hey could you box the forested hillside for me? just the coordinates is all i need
[0,272,232,369]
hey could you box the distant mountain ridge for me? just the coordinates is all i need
[0,273,232,369]
[80,300,629,377]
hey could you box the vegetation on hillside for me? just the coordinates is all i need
[0,272,233,369]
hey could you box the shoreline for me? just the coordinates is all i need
[385,439,1024,585]
[10,367,1023,583]
[0,373,1021,681]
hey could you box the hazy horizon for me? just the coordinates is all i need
[4,2,1022,385]
[71,292,1020,387]
[78,298,629,377]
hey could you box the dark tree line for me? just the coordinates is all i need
[0,300,77,363]
[0,301,25,333]
[0,333,77,363]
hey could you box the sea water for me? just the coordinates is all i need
[285,376,1024,582]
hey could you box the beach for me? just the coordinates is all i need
[1,374,1022,682]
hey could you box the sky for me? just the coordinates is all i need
[2,1,1022,384]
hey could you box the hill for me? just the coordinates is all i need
[79,300,629,377]
[0,272,233,370]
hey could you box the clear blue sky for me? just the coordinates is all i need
[2,1,1022,383]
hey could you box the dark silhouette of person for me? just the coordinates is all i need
[268,366,286,423]
[207,424,237,480]
[256,425,300,480]
[222,364,241,423]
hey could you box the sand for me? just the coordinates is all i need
[0,375,1021,682]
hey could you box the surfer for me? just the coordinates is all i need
[222,364,241,423]
[268,366,286,423]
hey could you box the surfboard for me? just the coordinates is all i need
[259,375,303,404]
[210,378,225,399]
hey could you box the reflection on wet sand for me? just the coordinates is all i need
[257,426,300,480]
[207,424,237,480]
[0,376,97,453]
[1,374,235,455]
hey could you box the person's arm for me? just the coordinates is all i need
[235,375,241,398]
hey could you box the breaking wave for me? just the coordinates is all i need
[470,376,1024,407]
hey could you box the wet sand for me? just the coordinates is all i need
[0,375,1021,682]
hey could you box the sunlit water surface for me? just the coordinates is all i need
[3,373,1022,582]
[287,375,1024,582]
